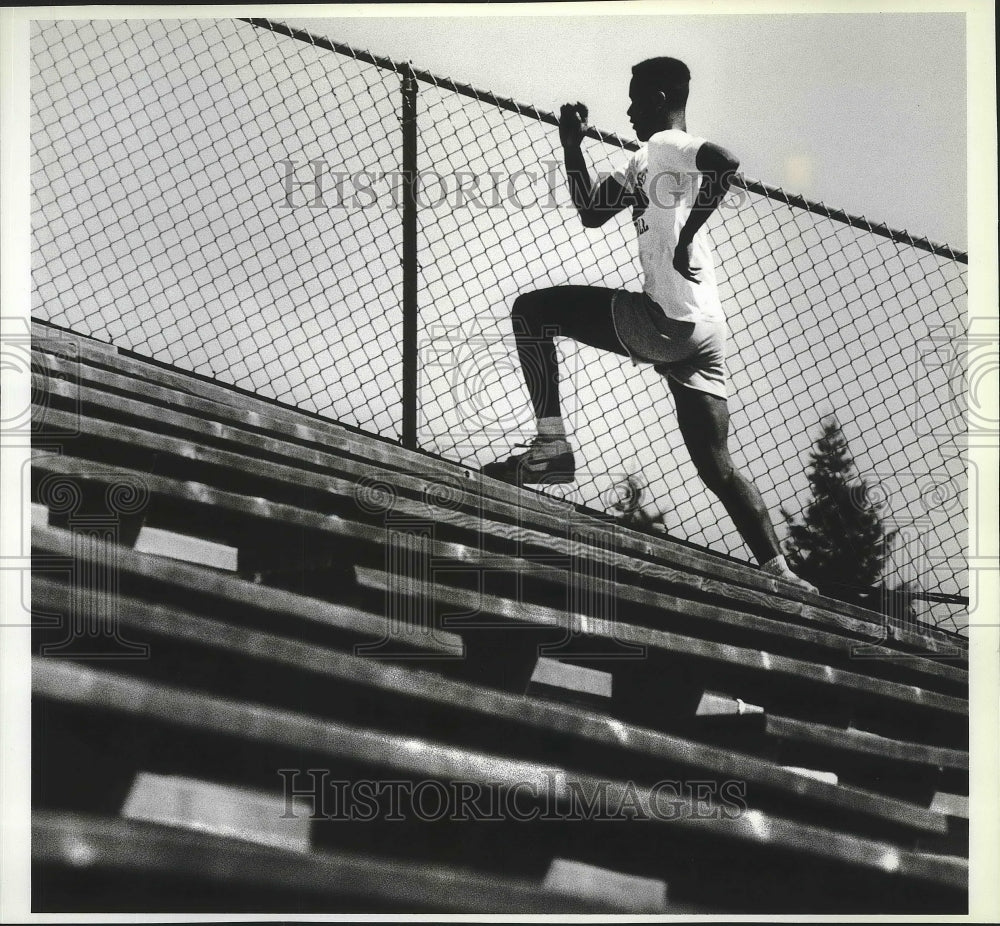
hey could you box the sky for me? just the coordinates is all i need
[287,11,968,250]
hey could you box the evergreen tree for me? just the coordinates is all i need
[781,419,897,600]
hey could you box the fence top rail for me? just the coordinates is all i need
[241,16,968,266]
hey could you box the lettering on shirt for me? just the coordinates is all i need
[632,167,649,235]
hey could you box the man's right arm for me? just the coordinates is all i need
[560,103,630,228]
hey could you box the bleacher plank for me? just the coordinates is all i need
[766,714,969,775]
[33,401,966,694]
[30,564,954,840]
[32,525,460,663]
[30,453,968,749]
[33,811,632,913]
[31,332,966,659]
[120,772,313,852]
[766,714,969,799]
[354,566,967,742]
[693,710,968,801]
[32,657,968,905]
[542,858,668,912]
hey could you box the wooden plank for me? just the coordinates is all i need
[29,562,954,838]
[30,340,967,658]
[32,524,463,661]
[33,810,625,913]
[29,454,969,734]
[929,793,969,819]
[133,526,238,571]
[781,766,839,786]
[32,320,262,406]
[766,715,969,773]
[31,658,968,892]
[120,772,312,852]
[354,566,967,727]
[697,692,764,717]
[531,657,611,706]
[542,858,668,912]
[33,324,118,360]
[30,400,967,689]
[695,711,968,801]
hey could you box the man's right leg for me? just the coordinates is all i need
[667,377,817,593]
[482,286,627,484]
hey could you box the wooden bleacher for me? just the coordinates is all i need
[29,319,968,913]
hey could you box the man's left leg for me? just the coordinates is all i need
[667,377,817,592]
[482,285,627,485]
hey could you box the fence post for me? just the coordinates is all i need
[400,62,418,450]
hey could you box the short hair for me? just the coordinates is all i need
[632,57,690,108]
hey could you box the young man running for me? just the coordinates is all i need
[482,56,816,593]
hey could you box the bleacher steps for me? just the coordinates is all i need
[29,556,952,839]
[33,659,967,912]
[31,397,969,694]
[30,326,966,657]
[33,811,627,913]
[28,320,970,912]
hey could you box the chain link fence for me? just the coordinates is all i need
[30,17,969,632]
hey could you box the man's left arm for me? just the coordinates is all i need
[673,141,740,283]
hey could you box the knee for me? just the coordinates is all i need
[511,290,543,326]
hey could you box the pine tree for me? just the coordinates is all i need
[781,419,897,600]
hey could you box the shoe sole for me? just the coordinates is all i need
[482,454,576,486]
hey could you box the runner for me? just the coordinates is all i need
[482,56,817,593]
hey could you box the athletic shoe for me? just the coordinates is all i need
[780,574,819,594]
[761,558,819,594]
[481,437,576,485]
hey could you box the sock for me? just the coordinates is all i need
[537,416,567,440]
[761,554,791,575]
[529,416,569,461]
[762,554,817,593]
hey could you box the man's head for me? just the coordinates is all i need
[628,57,690,141]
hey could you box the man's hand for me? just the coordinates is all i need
[559,101,629,227]
[673,238,701,283]
[559,102,588,149]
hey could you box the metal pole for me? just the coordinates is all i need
[400,63,418,450]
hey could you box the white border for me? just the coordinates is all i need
[2,2,996,922]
